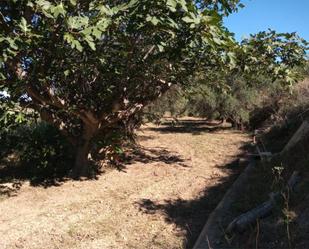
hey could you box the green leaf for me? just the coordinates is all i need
[178,0,188,11]
[42,10,54,19]
[85,34,94,42]
[36,0,52,10]
[158,44,164,52]
[67,16,89,30]
[182,16,194,23]
[227,52,237,68]
[167,0,177,12]
[98,5,113,16]
[15,113,25,123]
[81,27,92,36]
[126,0,139,9]
[74,40,83,52]
[0,72,6,80]
[213,37,223,45]
[27,2,34,7]
[64,33,83,52]
[7,38,18,50]
[19,17,29,33]
[92,28,102,39]
[64,70,70,76]
[167,0,177,8]
[64,33,74,43]
[146,15,160,26]
[85,38,96,51]
[69,0,77,6]
[51,3,66,18]
[7,48,17,56]
[97,18,110,32]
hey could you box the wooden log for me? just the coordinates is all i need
[281,120,309,154]
[226,171,300,234]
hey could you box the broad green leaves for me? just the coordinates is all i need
[240,31,308,85]
[167,0,188,12]
[0,0,307,149]
[35,0,52,10]
[35,0,66,19]
[146,15,160,26]
[64,34,83,52]
[167,0,177,12]
[67,16,89,30]
[84,36,96,51]
[51,3,66,18]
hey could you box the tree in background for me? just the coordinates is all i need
[148,31,307,129]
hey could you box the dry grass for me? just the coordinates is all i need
[0,119,250,249]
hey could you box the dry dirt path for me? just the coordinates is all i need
[0,120,250,249]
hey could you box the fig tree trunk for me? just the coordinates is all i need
[72,139,91,178]
[70,124,97,178]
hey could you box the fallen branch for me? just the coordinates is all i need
[226,171,301,234]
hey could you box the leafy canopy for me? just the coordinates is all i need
[0,0,237,138]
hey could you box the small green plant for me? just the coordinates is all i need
[271,165,285,191]
[270,164,297,249]
[282,189,295,249]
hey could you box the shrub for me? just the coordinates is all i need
[17,123,74,181]
[0,121,74,182]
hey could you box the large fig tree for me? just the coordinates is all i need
[0,0,241,176]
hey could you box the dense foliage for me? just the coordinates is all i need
[0,98,72,182]
[146,33,308,129]
[0,0,307,177]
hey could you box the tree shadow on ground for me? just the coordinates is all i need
[0,158,73,197]
[0,144,189,198]
[135,148,252,248]
[0,119,243,204]
[125,146,190,168]
[137,134,156,142]
[146,119,234,135]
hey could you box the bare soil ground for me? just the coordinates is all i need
[0,119,250,249]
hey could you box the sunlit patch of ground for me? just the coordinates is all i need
[0,119,250,249]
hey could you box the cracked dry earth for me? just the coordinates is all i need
[0,120,250,249]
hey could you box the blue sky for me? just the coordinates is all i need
[224,0,309,42]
